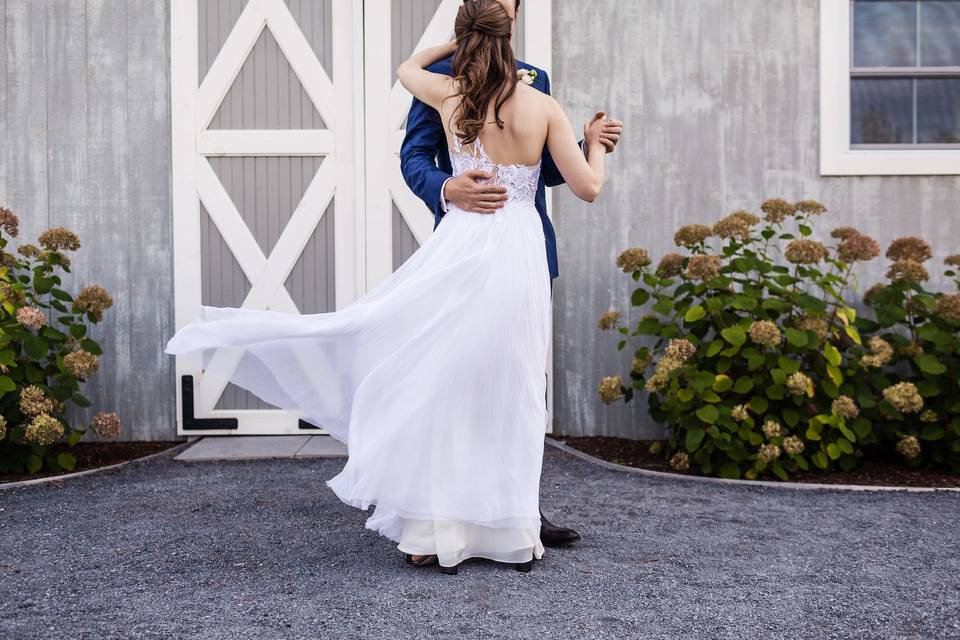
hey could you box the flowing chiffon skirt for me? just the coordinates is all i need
[164,200,552,566]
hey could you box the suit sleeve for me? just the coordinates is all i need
[399,95,451,223]
[539,71,581,189]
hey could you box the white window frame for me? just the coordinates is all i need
[820,0,960,175]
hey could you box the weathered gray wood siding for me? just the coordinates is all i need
[1,0,173,441]
[550,0,960,438]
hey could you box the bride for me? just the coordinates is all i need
[164,0,607,574]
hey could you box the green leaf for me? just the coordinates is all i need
[838,423,856,442]
[822,343,842,367]
[686,428,706,451]
[69,323,87,339]
[852,418,872,440]
[712,375,733,393]
[837,438,854,454]
[705,340,724,357]
[56,452,77,471]
[826,363,844,386]
[771,369,787,385]
[700,390,722,403]
[783,409,800,427]
[27,454,44,474]
[811,452,829,469]
[696,405,720,424]
[652,299,673,315]
[50,288,73,302]
[0,375,15,392]
[777,357,800,374]
[806,425,822,441]
[71,392,92,408]
[80,338,103,356]
[844,324,862,345]
[826,443,841,460]
[749,396,769,414]
[772,461,789,481]
[25,336,48,359]
[733,377,754,394]
[718,463,741,479]
[915,354,947,375]
[785,328,808,348]
[721,326,746,346]
[684,306,706,322]
[920,425,945,440]
[799,224,812,237]
[631,288,650,306]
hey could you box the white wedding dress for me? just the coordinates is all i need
[164,136,551,567]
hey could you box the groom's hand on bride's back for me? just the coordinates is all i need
[443,170,509,214]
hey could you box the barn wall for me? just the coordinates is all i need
[1,0,173,441]
[550,0,960,438]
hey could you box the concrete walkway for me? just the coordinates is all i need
[1,439,958,639]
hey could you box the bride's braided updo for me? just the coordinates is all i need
[449,0,518,146]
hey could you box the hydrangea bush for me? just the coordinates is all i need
[853,240,960,472]
[0,206,122,475]
[597,199,898,480]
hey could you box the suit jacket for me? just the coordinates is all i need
[398,56,564,280]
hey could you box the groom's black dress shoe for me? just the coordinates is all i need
[539,509,581,546]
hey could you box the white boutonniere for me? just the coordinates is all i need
[516,68,537,85]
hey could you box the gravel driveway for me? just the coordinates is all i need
[1,444,958,640]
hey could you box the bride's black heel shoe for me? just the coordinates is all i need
[403,553,437,567]
[439,562,459,575]
[514,557,535,573]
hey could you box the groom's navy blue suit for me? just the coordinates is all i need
[399,57,564,281]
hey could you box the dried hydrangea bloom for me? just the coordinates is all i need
[886,260,929,283]
[19,385,55,417]
[861,336,894,369]
[760,199,796,224]
[0,252,16,268]
[748,320,781,347]
[0,207,20,237]
[64,349,100,379]
[665,338,696,362]
[17,243,40,258]
[645,357,683,391]
[712,215,751,241]
[0,415,6,441]
[762,419,783,439]
[757,443,781,463]
[0,282,25,307]
[38,227,80,252]
[886,236,932,263]
[782,435,805,455]
[685,254,722,281]
[945,254,960,267]
[673,224,712,248]
[597,310,621,330]
[897,342,924,358]
[631,353,652,375]
[616,247,651,273]
[831,395,859,418]
[15,306,47,330]
[883,382,923,413]
[838,233,881,263]
[656,252,685,277]
[905,296,931,318]
[830,226,860,241]
[23,413,64,446]
[648,441,663,456]
[73,284,114,321]
[784,239,828,264]
[728,210,760,226]
[37,249,70,268]
[730,404,749,422]
[895,435,921,460]
[936,293,960,324]
[920,410,938,423]
[669,451,689,472]
[862,284,887,307]
[597,376,623,404]
[795,200,827,216]
[91,411,122,439]
[786,371,813,396]
[795,314,829,340]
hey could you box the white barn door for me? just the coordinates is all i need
[171,0,552,435]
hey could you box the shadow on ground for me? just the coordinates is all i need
[1,446,958,639]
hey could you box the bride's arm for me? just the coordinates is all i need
[397,42,458,112]
[545,98,606,203]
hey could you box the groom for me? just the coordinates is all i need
[399,0,623,547]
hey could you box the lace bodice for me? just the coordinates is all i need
[448,136,541,206]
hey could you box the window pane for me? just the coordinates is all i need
[853,1,918,67]
[917,78,960,142]
[851,78,914,143]
[920,1,960,66]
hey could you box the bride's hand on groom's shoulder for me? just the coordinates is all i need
[583,112,624,154]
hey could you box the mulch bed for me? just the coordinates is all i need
[554,435,960,488]
[0,441,185,484]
